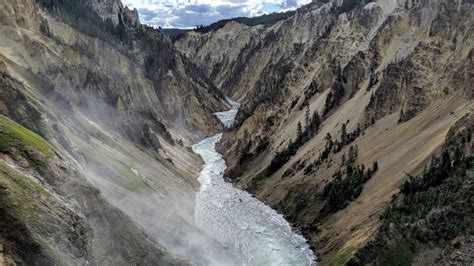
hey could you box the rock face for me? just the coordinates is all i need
[0,0,233,264]
[176,0,473,264]
[89,0,124,25]
[5,0,227,145]
[88,0,141,27]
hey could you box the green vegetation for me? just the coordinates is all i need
[167,0,369,40]
[63,123,150,192]
[279,144,377,229]
[275,182,323,226]
[36,0,131,46]
[0,161,48,230]
[226,135,270,181]
[0,162,45,197]
[0,71,46,135]
[264,109,322,177]
[282,158,307,178]
[350,149,474,265]
[94,131,134,158]
[36,0,183,122]
[80,118,136,158]
[39,19,64,44]
[39,20,53,37]
[300,81,320,109]
[94,149,136,179]
[87,147,151,192]
[323,62,345,117]
[334,0,376,14]
[0,114,52,159]
[250,114,364,191]
[304,122,363,175]
[161,28,192,41]
[324,245,360,266]
[398,107,405,123]
[320,146,378,215]
[0,161,83,265]
[193,9,297,34]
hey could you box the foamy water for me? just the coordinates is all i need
[192,98,315,266]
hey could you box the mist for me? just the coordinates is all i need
[46,91,241,265]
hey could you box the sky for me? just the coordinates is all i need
[121,0,313,29]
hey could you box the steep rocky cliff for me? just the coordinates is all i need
[0,0,235,264]
[176,0,473,264]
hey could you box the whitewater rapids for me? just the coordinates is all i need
[192,98,315,266]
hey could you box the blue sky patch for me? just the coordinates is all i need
[121,0,312,29]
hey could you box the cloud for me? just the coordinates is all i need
[121,0,312,28]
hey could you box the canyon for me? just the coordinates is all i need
[0,0,473,265]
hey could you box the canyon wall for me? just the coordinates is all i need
[176,0,473,264]
[0,0,236,264]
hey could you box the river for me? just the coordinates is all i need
[192,98,315,266]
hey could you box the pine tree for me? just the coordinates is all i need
[348,145,358,165]
[40,21,52,37]
[341,123,347,144]
[311,110,321,132]
[398,107,404,123]
[372,161,378,172]
[305,106,311,129]
[297,122,303,141]
[324,91,333,115]
[325,133,333,150]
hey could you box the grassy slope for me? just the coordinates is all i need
[0,114,74,264]
[0,114,52,159]
[0,161,61,264]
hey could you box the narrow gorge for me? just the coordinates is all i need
[193,98,314,265]
[0,0,472,265]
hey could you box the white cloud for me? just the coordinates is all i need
[121,0,312,28]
